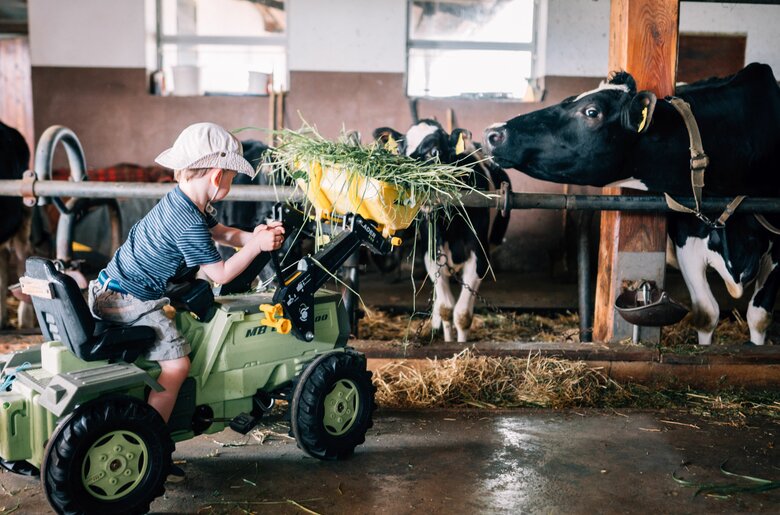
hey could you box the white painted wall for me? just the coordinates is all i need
[544,0,610,77]
[543,0,780,77]
[27,0,780,76]
[288,0,407,73]
[28,0,146,68]
[680,2,780,72]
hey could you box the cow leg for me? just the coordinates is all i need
[424,250,455,342]
[454,252,482,342]
[676,238,719,345]
[747,251,780,345]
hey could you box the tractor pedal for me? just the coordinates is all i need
[229,412,259,434]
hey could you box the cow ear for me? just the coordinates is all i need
[373,127,405,154]
[607,70,637,94]
[623,91,657,133]
[450,129,472,155]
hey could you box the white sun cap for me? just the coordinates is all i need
[155,122,256,177]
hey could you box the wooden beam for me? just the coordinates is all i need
[0,37,34,168]
[593,0,678,343]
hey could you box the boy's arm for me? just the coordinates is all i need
[200,226,285,285]
[210,223,252,248]
[200,244,260,285]
[211,221,285,248]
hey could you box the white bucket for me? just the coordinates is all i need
[248,71,269,95]
[172,65,201,96]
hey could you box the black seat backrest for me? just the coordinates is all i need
[25,257,95,356]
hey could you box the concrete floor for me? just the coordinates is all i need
[2,409,777,514]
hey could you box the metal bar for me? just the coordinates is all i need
[577,212,594,343]
[1,179,780,213]
[410,40,533,52]
[159,34,286,46]
[460,190,780,213]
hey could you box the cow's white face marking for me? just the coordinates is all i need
[405,123,439,156]
[605,177,648,191]
[574,81,630,102]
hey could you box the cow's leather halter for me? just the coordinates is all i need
[662,96,747,229]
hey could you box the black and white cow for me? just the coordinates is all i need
[375,119,511,342]
[484,63,780,345]
[0,121,35,328]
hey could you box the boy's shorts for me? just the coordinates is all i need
[88,280,191,361]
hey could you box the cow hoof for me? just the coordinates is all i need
[743,340,764,346]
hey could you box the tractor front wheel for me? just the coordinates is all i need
[42,395,173,515]
[291,350,376,460]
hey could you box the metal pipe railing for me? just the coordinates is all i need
[2,179,780,213]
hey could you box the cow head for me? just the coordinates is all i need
[373,127,406,155]
[483,71,657,186]
[374,120,470,163]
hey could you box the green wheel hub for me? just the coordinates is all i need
[323,378,360,436]
[81,430,149,500]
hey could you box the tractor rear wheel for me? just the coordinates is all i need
[291,350,376,460]
[42,395,173,515]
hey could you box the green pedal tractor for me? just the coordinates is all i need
[0,204,390,514]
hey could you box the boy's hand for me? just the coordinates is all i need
[253,220,284,236]
[252,225,285,252]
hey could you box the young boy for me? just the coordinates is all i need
[88,122,284,429]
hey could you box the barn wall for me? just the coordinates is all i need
[25,0,780,273]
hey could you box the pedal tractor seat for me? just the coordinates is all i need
[22,257,155,362]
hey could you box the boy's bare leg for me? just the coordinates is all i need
[148,356,191,423]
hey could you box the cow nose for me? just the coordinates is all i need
[485,126,506,150]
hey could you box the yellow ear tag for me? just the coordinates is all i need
[455,133,466,155]
[72,241,93,252]
[385,134,399,154]
[637,106,648,133]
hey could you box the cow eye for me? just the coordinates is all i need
[430,148,439,157]
[584,107,600,118]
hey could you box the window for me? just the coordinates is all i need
[406,0,541,100]
[156,0,287,96]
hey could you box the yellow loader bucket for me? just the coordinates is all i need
[297,161,422,236]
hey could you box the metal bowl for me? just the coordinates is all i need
[615,284,689,327]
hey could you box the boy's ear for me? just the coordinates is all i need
[209,168,223,187]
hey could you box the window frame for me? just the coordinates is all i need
[154,0,288,96]
[405,0,543,101]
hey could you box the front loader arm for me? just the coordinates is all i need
[271,210,393,341]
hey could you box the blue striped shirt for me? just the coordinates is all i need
[104,186,222,301]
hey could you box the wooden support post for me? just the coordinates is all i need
[0,37,34,168]
[593,0,679,343]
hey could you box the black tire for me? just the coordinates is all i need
[291,350,376,460]
[0,458,39,476]
[41,395,174,515]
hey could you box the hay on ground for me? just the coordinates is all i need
[662,309,750,347]
[373,348,627,409]
[360,309,580,343]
